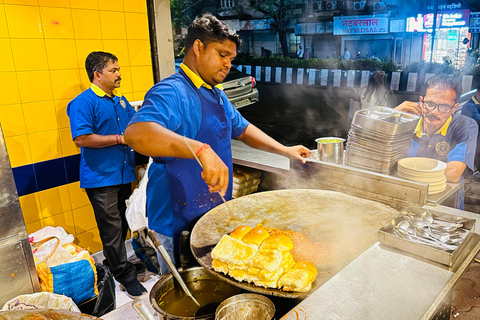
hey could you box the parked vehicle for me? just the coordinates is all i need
[175,61,259,109]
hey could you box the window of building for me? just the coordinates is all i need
[220,0,234,8]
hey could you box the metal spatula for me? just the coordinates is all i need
[147,229,201,307]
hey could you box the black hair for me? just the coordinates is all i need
[423,74,461,103]
[85,51,118,82]
[362,71,387,105]
[185,13,242,52]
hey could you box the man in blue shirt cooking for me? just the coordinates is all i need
[396,74,478,209]
[125,13,310,274]
[67,51,147,298]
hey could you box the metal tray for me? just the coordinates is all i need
[353,107,420,135]
[378,206,476,266]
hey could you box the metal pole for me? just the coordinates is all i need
[429,0,438,63]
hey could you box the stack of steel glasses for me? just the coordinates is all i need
[345,107,420,174]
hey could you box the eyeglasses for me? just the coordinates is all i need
[421,101,455,113]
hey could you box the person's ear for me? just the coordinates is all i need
[192,39,204,57]
[451,102,459,113]
[94,70,101,81]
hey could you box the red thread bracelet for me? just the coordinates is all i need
[195,143,210,157]
[116,134,120,145]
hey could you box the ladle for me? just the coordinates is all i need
[147,230,201,307]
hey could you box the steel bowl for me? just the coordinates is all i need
[215,294,275,320]
[315,137,345,165]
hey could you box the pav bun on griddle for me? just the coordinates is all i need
[294,261,318,282]
[278,267,311,292]
[229,225,252,240]
[259,234,293,252]
[242,224,270,245]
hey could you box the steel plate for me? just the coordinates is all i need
[190,189,399,298]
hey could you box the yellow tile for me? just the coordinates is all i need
[11,39,49,71]
[45,39,77,70]
[128,39,151,66]
[98,0,123,11]
[60,127,79,156]
[131,65,153,92]
[4,4,43,38]
[4,0,38,6]
[99,11,126,40]
[103,39,129,66]
[25,220,44,235]
[43,212,75,236]
[122,91,133,101]
[19,193,42,224]
[28,130,62,162]
[72,204,97,234]
[0,104,27,137]
[50,69,82,100]
[4,134,32,167]
[117,66,132,93]
[76,227,102,254]
[0,39,14,71]
[71,9,101,40]
[23,101,57,134]
[38,0,70,7]
[16,70,53,103]
[68,182,90,209]
[54,98,70,128]
[38,185,71,218]
[40,6,74,39]
[0,72,20,105]
[133,91,145,101]
[78,67,91,91]
[125,12,149,40]
[123,0,146,13]
[70,0,97,10]
[75,39,103,68]
[0,5,9,38]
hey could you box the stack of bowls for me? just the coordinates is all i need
[397,157,447,195]
[345,107,420,174]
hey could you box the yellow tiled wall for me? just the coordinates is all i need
[0,0,154,254]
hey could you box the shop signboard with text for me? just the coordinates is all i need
[333,16,389,35]
[407,10,470,32]
[470,12,480,33]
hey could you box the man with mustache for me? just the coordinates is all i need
[67,51,147,298]
[396,74,478,209]
[124,14,310,273]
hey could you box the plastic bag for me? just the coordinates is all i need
[126,162,151,232]
[78,263,116,317]
[1,292,80,312]
[29,226,75,258]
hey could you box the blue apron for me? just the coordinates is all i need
[166,73,233,241]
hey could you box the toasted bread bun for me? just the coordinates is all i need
[211,235,235,261]
[246,266,285,283]
[212,259,229,274]
[281,252,295,270]
[249,249,283,272]
[242,224,270,246]
[253,278,279,289]
[294,261,318,282]
[229,226,252,240]
[278,268,311,292]
[259,234,293,252]
[212,235,257,264]
[229,268,247,282]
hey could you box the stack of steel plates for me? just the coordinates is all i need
[345,107,420,174]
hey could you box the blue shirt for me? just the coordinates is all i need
[128,64,250,235]
[408,114,478,209]
[67,84,137,188]
[461,96,480,124]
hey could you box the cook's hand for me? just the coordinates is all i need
[395,101,422,116]
[284,145,311,164]
[198,147,229,196]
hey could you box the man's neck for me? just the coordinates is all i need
[92,81,113,96]
[474,91,480,102]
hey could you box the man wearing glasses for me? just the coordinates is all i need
[396,74,478,209]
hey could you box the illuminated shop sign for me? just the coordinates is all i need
[470,12,480,33]
[333,16,389,35]
[406,10,470,32]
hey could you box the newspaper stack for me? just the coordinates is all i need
[232,166,262,198]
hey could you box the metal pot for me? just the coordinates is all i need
[149,267,241,320]
[315,137,345,165]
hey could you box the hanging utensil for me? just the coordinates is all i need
[147,230,201,307]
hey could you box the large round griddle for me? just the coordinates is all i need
[190,189,398,298]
